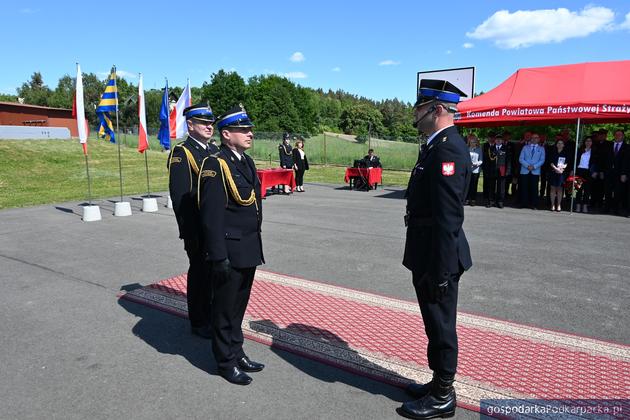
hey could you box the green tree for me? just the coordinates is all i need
[17,71,52,106]
[316,95,342,132]
[247,74,301,132]
[200,70,248,115]
[0,93,17,102]
[48,74,74,109]
[339,103,385,137]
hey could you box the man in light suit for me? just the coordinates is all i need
[519,132,546,209]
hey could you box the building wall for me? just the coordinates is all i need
[0,103,78,137]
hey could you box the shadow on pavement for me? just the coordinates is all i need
[117,296,216,375]
[374,189,406,200]
[250,319,408,402]
[54,206,80,216]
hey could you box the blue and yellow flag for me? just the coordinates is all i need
[96,68,118,143]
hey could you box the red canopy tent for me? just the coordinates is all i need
[455,60,630,127]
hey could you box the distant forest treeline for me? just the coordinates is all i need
[1,70,419,141]
[2,70,625,142]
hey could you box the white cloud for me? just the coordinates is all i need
[445,50,452,55]
[290,52,305,62]
[462,42,474,49]
[332,67,341,72]
[97,70,138,80]
[620,12,630,29]
[285,72,307,79]
[19,8,40,14]
[117,70,138,79]
[379,60,400,66]
[467,6,615,48]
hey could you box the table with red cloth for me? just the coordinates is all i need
[344,167,382,190]
[256,168,296,198]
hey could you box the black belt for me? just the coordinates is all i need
[404,215,434,227]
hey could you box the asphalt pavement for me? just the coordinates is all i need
[1,183,628,419]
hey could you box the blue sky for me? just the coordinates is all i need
[1,1,629,103]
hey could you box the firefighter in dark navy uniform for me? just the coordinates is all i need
[197,105,265,386]
[397,80,473,420]
[167,103,217,339]
[278,132,294,169]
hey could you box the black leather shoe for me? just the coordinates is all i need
[219,367,252,385]
[397,375,456,419]
[191,325,212,339]
[238,356,265,372]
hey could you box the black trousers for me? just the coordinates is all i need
[466,173,480,202]
[520,173,540,208]
[295,168,305,186]
[412,271,460,376]
[591,177,605,208]
[539,170,548,198]
[184,239,212,328]
[211,266,256,372]
[482,170,491,200]
[605,174,628,212]
[489,176,506,203]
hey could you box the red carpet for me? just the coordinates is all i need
[119,270,630,412]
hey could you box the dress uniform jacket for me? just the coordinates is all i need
[486,144,511,177]
[198,145,264,268]
[278,143,294,169]
[403,126,472,281]
[168,136,212,241]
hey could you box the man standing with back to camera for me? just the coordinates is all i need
[167,103,217,339]
[397,80,473,419]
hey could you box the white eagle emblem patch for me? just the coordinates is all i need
[441,162,455,176]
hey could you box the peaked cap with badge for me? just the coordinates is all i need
[414,79,468,108]
[183,102,215,123]
[215,104,255,130]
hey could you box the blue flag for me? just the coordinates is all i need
[157,81,171,150]
[96,68,118,143]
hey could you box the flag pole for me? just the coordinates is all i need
[77,62,101,221]
[167,77,171,151]
[114,65,123,203]
[85,153,93,205]
[144,150,151,197]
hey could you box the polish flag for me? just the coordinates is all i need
[169,79,192,139]
[137,74,149,153]
[74,63,89,155]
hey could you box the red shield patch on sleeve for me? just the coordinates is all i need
[442,162,455,176]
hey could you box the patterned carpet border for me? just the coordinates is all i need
[119,270,630,414]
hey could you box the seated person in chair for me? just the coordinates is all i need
[363,149,382,168]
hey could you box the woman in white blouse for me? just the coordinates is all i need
[291,139,309,192]
[575,136,595,213]
[466,135,483,206]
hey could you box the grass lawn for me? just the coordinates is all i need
[248,133,420,170]
[0,138,413,209]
